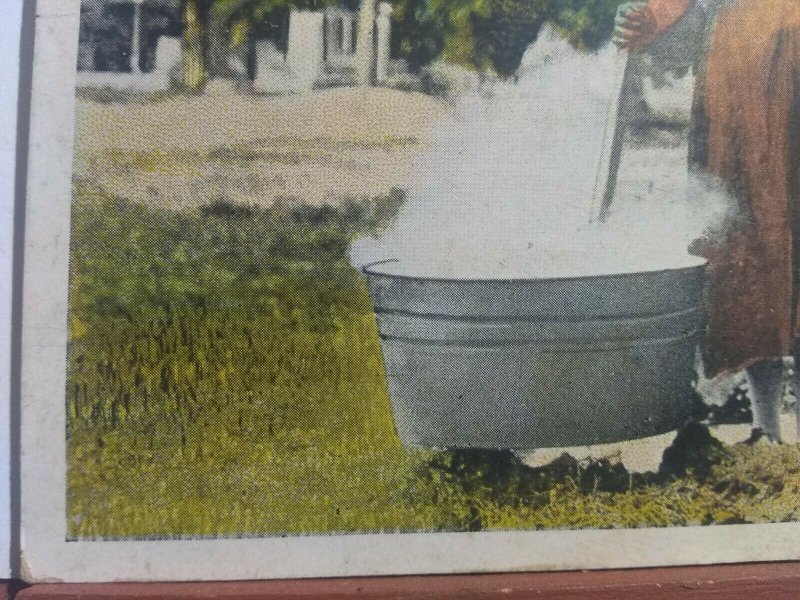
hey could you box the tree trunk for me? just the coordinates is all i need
[183,0,206,90]
[355,0,376,85]
[206,2,233,78]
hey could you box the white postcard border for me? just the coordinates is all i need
[1,0,24,580]
[20,0,800,583]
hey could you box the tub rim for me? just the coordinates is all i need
[361,257,708,284]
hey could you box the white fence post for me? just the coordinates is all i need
[375,2,392,83]
[342,13,355,54]
[287,10,325,91]
[130,0,143,74]
[153,35,181,85]
[354,0,375,85]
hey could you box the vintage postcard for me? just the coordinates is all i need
[19,0,800,581]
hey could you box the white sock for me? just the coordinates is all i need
[746,360,783,442]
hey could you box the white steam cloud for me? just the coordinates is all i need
[351,28,733,279]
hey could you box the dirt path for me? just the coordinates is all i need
[74,86,447,208]
[523,413,798,473]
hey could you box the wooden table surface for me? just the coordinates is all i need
[3,562,800,599]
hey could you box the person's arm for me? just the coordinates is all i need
[614,0,695,52]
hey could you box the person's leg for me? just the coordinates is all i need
[794,345,800,442]
[746,359,784,442]
[794,360,800,443]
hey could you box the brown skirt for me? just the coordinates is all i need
[700,0,800,376]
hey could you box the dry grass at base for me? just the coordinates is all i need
[525,413,800,474]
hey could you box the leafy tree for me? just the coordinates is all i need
[180,0,338,90]
[181,0,208,89]
[469,0,553,75]
[179,0,627,89]
[390,0,445,71]
[428,0,490,69]
[550,0,624,50]
[180,0,243,89]
[392,0,627,76]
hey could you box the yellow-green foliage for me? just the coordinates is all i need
[67,187,800,539]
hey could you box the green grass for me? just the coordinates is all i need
[67,186,800,539]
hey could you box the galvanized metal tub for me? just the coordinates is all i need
[363,260,706,449]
